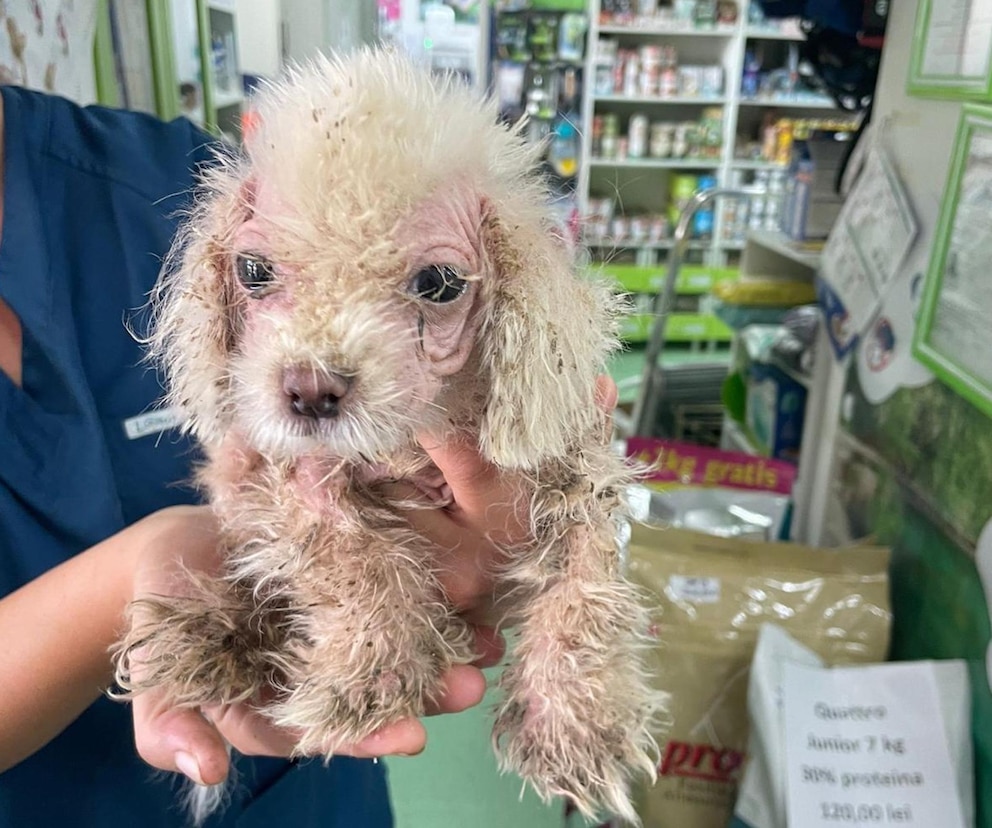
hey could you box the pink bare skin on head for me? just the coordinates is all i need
[391,184,486,373]
[215,179,490,513]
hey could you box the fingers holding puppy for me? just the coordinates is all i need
[133,658,491,784]
[400,374,620,626]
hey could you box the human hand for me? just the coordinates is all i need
[125,506,500,787]
[399,375,620,628]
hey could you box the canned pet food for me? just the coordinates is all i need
[629,215,649,243]
[649,122,674,157]
[701,65,725,97]
[678,66,702,97]
[594,64,614,96]
[649,215,669,243]
[628,113,649,158]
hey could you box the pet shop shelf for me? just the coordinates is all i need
[744,25,805,41]
[593,93,728,104]
[731,159,788,170]
[622,312,733,343]
[739,95,838,109]
[589,158,720,169]
[578,0,857,281]
[598,24,738,37]
[593,262,738,294]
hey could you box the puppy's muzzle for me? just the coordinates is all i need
[282,365,352,420]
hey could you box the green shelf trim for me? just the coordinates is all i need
[593,263,738,295]
[620,312,733,343]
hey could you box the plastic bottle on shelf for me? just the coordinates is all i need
[659,45,678,97]
[628,113,649,158]
[212,34,230,91]
[549,117,580,178]
[693,0,718,28]
[742,49,761,98]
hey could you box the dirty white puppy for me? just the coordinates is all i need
[114,49,659,823]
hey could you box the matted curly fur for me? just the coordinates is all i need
[112,48,661,824]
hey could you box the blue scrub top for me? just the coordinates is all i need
[0,85,392,828]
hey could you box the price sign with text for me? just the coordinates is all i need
[783,661,967,828]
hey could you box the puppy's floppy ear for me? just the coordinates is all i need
[146,164,251,446]
[478,208,622,469]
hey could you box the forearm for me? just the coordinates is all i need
[0,520,141,772]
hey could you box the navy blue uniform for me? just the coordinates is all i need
[0,85,392,827]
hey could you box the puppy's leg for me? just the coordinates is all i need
[113,570,282,708]
[266,527,476,754]
[492,474,661,825]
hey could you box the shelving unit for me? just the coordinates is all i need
[579,0,852,255]
[490,3,589,213]
[578,0,859,363]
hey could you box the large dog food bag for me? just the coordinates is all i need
[626,524,891,827]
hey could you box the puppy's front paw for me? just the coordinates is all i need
[270,612,476,754]
[493,655,659,825]
[113,589,276,707]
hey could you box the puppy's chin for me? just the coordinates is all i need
[235,406,417,463]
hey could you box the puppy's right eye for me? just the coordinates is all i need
[236,254,276,296]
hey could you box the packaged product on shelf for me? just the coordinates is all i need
[526,14,558,62]
[600,113,620,158]
[717,0,738,24]
[774,118,794,164]
[700,106,723,157]
[600,0,636,25]
[649,121,674,158]
[495,15,529,61]
[591,115,604,157]
[494,62,526,120]
[625,523,891,828]
[637,0,659,17]
[671,122,691,157]
[720,195,749,244]
[742,49,761,98]
[623,50,640,96]
[673,0,696,25]
[595,35,618,64]
[659,45,679,97]
[557,13,587,62]
[701,64,725,97]
[628,113,649,158]
[670,173,699,225]
[611,216,629,240]
[649,214,670,242]
[584,197,614,241]
[629,215,650,243]
[626,437,797,540]
[693,0,718,27]
[678,65,702,97]
[548,119,579,178]
[594,63,614,95]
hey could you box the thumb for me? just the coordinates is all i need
[132,693,231,786]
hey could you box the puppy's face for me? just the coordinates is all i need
[157,51,612,470]
[225,177,487,461]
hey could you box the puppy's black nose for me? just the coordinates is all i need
[282,366,351,420]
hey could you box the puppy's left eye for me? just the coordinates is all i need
[409,265,468,303]
[236,254,276,296]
